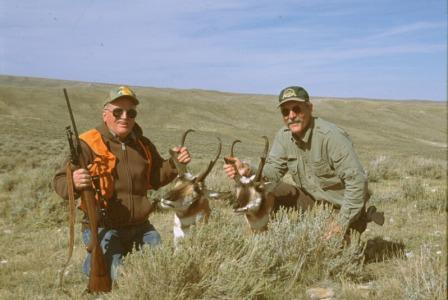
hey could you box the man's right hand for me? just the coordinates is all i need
[223,157,250,179]
[72,168,92,190]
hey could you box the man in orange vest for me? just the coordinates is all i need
[53,86,191,281]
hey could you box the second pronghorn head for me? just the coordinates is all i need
[160,129,222,216]
[224,136,271,217]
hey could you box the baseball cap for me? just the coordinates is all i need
[104,86,139,106]
[278,86,309,107]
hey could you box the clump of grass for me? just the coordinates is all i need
[0,148,66,226]
[405,157,446,180]
[0,172,20,193]
[398,244,447,299]
[400,177,446,213]
[415,186,446,213]
[367,155,402,182]
[367,155,447,182]
[401,177,426,202]
[0,156,16,173]
[112,207,364,299]
[369,189,403,205]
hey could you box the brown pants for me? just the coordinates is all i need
[269,182,368,234]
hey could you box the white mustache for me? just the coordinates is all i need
[287,118,302,126]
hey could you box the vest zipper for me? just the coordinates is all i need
[121,142,134,221]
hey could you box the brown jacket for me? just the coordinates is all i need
[53,123,178,228]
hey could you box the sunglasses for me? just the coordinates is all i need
[107,108,138,119]
[280,105,302,117]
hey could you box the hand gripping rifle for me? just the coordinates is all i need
[62,88,112,293]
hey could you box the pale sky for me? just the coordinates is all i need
[1,0,446,100]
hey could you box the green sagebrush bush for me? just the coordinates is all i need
[368,155,447,182]
[404,157,446,180]
[112,207,364,299]
[400,177,446,213]
[415,187,446,213]
[368,155,402,182]
[0,145,67,226]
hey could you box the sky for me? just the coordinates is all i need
[0,0,446,101]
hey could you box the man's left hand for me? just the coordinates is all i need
[172,146,191,164]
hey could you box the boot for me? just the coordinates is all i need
[366,206,385,226]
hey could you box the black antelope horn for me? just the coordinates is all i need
[224,139,242,182]
[230,139,241,157]
[254,136,269,182]
[181,129,195,147]
[196,137,222,182]
[170,129,195,176]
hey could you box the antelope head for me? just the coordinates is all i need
[160,129,222,215]
[224,136,270,215]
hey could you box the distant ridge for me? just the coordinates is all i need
[0,75,445,161]
[0,74,441,103]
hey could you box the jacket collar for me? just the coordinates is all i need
[96,122,144,143]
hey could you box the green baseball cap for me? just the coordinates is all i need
[278,86,309,106]
[104,86,139,106]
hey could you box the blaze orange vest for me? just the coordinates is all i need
[79,129,153,208]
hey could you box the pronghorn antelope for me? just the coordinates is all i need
[224,137,276,233]
[160,129,222,243]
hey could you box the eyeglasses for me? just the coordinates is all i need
[280,105,302,117]
[107,108,138,119]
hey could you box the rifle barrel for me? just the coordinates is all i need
[63,88,80,140]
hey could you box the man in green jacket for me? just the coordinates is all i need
[224,86,384,239]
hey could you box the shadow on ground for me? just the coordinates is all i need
[363,236,405,263]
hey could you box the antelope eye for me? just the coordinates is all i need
[255,184,264,192]
[193,183,202,193]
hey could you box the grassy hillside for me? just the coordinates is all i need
[0,75,445,161]
[0,75,446,299]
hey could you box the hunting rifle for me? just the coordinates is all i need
[63,88,112,293]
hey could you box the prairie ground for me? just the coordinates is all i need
[0,76,446,299]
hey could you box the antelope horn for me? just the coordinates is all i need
[170,129,195,176]
[254,136,269,182]
[230,139,241,157]
[196,137,222,182]
[181,129,195,147]
[224,139,242,182]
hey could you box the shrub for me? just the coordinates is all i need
[398,244,447,299]
[400,177,446,213]
[401,177,425,202]
[367,155,401,182]
[367,156,447,182]
[405,157,446,180]
[112,207,364,299]
[415,187,447,213]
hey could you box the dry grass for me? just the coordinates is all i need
[0,75,446,299]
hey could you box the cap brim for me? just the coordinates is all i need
[277,97,308,107]
[106,95,139,106]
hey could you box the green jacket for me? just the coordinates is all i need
[263,117,368,226]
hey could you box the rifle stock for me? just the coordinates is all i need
[63,88,112,293]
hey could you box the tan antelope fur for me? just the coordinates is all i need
[225,137,275,233]
[161,129,222,244]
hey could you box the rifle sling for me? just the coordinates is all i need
[59,162,77,289]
